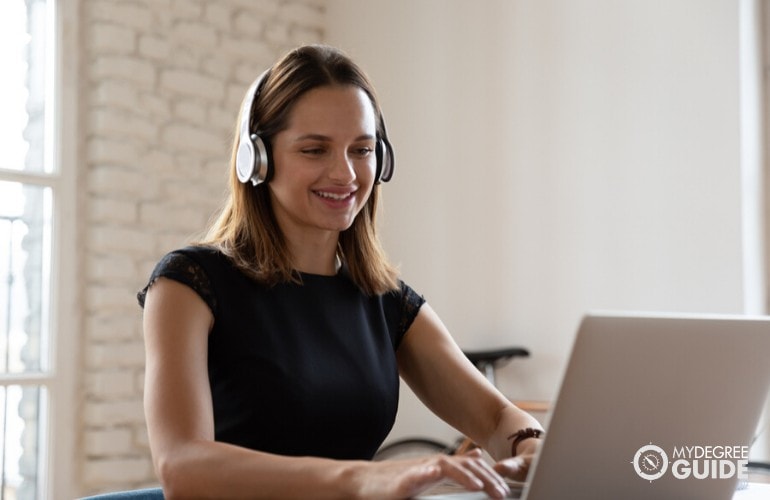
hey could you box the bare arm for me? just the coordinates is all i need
[143,278,359,498]
[143,278,512,499]
[396,305,543,468]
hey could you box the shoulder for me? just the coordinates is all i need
[381,279,426,345]
[168,244,224,265]
[138,245,226,312]
[151,246,224,289]
[384,279,425,310]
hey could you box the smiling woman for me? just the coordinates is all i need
[136,44,543,500]
[202,45,398,296]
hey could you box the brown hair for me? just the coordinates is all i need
[200,45,399,295]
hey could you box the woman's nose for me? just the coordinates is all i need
[328,152,356,183]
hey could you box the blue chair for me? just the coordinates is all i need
[80,487,164,499]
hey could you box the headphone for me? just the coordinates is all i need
[235,70,395,186]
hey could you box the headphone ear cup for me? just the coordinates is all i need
[236,133,271,185]
[375,137,394,184]
[258,135,274,183]
[374,140,384,184]
[236,136,256,184]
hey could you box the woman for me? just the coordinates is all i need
[139,44,543,499]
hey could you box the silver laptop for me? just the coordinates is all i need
[518,312,770,500]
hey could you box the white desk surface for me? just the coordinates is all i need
[419,481,770,499]
[734,482,770,499]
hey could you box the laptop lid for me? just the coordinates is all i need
[522,312,770,500]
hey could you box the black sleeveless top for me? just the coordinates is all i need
[137,246,425,460]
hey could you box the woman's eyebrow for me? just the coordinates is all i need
[294,133,331,142]
[294,133,375,142]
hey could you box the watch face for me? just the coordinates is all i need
[633,444,669,481]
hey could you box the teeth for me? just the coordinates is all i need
[316,191,351,200]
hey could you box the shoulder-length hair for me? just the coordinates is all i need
[199,44,399,295]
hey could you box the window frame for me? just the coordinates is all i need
[762,0,770,309]
[0,0,79,498]
[48,1,79,498]
[739,0,770,464]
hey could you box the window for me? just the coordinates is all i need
[740,0,770,462]
[0,0,64,498]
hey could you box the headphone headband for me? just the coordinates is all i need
[235,70,271,186]
[238,71,268,148]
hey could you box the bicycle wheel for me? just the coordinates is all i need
[373,438,452,461]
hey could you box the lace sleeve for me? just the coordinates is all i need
[397,281,425,338]
[137,251,217,315]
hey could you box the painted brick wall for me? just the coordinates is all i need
[79,0,324,495]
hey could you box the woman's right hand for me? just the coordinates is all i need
[349,448,511,499]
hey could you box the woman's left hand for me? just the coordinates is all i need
[492,437,541,482]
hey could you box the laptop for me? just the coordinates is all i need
[423,312,770,500]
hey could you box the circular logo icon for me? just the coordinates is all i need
[633,444,669,481]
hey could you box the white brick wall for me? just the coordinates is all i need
[78,0,324,495]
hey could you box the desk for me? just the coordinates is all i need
[735,483,770,499]
[418,481,770,499]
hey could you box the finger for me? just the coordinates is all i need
[457,447,510,493]
[395,463,444,498]
[439,456,509,499]
[434,455,485,492]
[465,457,511,498]
[460,447,483,457]
[494,456,528,481]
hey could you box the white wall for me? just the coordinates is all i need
[326,0,749,446]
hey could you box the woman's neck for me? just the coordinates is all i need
[285,230,341,275]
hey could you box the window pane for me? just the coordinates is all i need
[0,0,53,173]
[0,385,44,500]
[0,181,51,374]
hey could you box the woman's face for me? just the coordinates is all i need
[268,84,377,239]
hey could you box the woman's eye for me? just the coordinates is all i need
[301,148,325,155]
[354,147,374,157]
